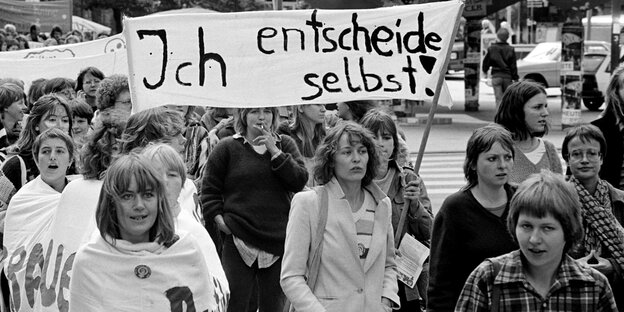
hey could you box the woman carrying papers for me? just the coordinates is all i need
[69,153,218,312]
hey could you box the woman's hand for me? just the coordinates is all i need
[76,90,87,101]
[403,177,422,201]
[253,125,280,156]
[214,215,231,235]
[579,250,614,275]
[381,297,393,312]
[208,129,220,150]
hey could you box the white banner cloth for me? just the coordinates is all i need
[123,1,462,112]
[0,35,125,59]
[69,232,218,312]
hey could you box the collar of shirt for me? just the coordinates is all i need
[493,250,596,291]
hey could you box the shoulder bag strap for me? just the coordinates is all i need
[306,186,329,290]
[489,260,502,312]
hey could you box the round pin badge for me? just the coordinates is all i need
[134,265,151,279]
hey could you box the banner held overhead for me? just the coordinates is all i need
[123,1,462,112]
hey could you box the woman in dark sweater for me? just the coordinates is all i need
[427,124,518,311]
[201,107,308,312]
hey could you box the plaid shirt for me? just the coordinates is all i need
[455,250,618,312]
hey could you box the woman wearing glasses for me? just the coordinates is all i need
[562,124,624,310]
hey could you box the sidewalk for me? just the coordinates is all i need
[397,80,602,154]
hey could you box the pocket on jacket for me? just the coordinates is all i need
[318,296,346,312]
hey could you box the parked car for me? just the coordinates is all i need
[581,48,624,110]
[517,41,610,88]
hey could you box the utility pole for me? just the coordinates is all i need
[612,0,621,71]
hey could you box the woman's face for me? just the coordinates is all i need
[516,212,565,272]
[72,116,90,138]
[114,90,132,113]
[475,142,513,188]
[37,137,71,185]
[566,137,602,184]
[523,93,549,135]
[116,177,158,244]
[58,88,76,101]
[83,73,101,98]
[333,133,368,185]
[373,130,394,164]
[38,106,70,134]
[245,108,273,136]
[336,102,353,121]
[160,166,183,212]
[4,98,26,130]
[300,104,325,124]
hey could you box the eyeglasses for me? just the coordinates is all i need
[568,149,601,162]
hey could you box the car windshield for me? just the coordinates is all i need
[523,43,560,61]
[582,54,606,72]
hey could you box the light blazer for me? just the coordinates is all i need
[281,177,400,312]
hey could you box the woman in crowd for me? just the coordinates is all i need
[202,107,308,312]
[50,25,63,45]
[1,94,72,190]
[455,171,618,311]
[336,100,378,123]
[69,153,218,312]
[278,103,326,186]
[75,66,104,110]
[95,74,131,118]
[120,107,186,155]
[0,83,27,149]
[142,143,228,310]
[562,124,624,309]
[28,78,47,110]
[592,65,624,189]
[360,109,432,311]
[70,98,94,153]
[494,81,562,183]
[3,129,75,311]
[165,105,209,179]
[428,124,518,312]
[281,121,399,312]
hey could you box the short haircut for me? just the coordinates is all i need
[141,143,186,188]
[494,80,547,141]
[0,83,26,112]
[561,124,607,162]
[120,107,185,153]
[50,25,63,37]
[234,107,279,136]
[508,170,583,253]
[360,109,400,161]
[18,94,73,157]
[95,74,129,111]
[75,66,105,92]
[463,124,515,189]
[313,121,379,186]
[80,109,127,180]
[343,100,378,122]
[32,128,75,165]
[96,153,176,246]
[496,27,509,42]
[70,98,94,123]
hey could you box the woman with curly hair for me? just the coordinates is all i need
[592,65,624,189]
[95,74,131,120]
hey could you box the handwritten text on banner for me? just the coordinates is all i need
[123,1,462,112]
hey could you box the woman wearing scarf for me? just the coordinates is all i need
[562,124,624,310]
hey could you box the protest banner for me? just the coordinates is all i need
[123,1,463,112]
[0,0,71,33]
[0,34,125,59]
[0,51,128,90]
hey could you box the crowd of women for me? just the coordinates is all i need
[0,57,623,312]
